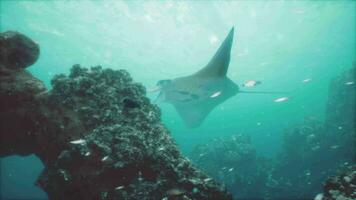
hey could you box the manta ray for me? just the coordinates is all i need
[155,27,280,128]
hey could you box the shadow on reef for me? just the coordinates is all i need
[0,31,232,200]
[190,65,355,200]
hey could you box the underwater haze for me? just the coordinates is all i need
[0,1,355,199]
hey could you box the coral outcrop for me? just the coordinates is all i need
[0,31,232,200]
[321,165,356,200]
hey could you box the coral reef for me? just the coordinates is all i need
[320,165,356,200]
[0,31,231,200]
[190,134,271,199]
[271,64,355,199]
[190,64,355,200]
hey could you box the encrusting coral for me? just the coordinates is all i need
[0,31,232,200]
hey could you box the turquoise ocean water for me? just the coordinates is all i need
[0,1,355,199]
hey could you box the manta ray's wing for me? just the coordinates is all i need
[195,27,234,78]
[173,101,215,128]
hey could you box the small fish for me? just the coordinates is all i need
[314,193,323,200]
[115,185,125,190]
[228,168,234,172]
[242,80,261,87]
[158,147,165,151]
[312,145,320,151]
[302,78,312,83]
[199,153,205,157]
[204,178,212,182]
[101,156,109,161]
[210,91,222,98]
[345,81,354,85]
[305,171,311,176]
[330,145,339,149]
[84,152,91,156]
[70,139,86,145]
[274,97,289,103]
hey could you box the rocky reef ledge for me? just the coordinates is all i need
[0,31,232,200]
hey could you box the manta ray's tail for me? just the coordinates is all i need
[239,90,288,94]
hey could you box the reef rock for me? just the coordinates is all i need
[0,31,231,200]
[0,31,39,70]
[320,165,356,200]
[190,134,271,199]
[0,31,46,156]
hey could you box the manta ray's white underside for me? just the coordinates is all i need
[157,27,239,128]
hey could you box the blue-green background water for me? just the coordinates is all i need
[0,1,355,199]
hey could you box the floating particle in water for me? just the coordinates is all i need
[292,8,305,15]
[338,126,343,130]
[210,91,222,98]
[345,81,354,85]
[311,145,320,151]
[237,48,249,57]
[250,9,257,18]
[266,175,279,188]
[70,139,86,145]
[259,62,270,66]
[158,146,165,151]
[84,152,91,156]
[257,122,262,126]
[307,134,316,141]
[302,78,312,83]
[305,170,311,176]
[199,153,205,157]
[209,35,218,44]
[274,97,289,103]
[228,168,234,172]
